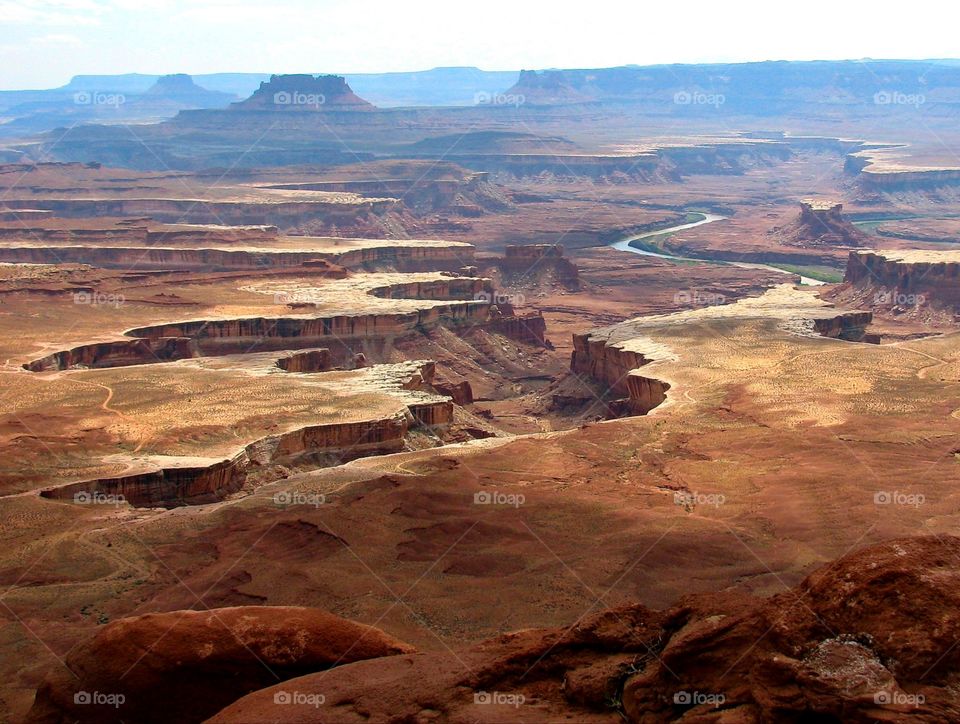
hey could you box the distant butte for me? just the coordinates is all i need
[231,74,376,111]
[775,199,870,248]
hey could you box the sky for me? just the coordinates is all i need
[1,0,957,89]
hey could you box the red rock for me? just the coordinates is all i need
[26,606,414,724]
[209,537,960,723]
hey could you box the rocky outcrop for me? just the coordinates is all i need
[138,73,235,109]
[862,167,960,190]
[276,348,369,373]
[0,223,279,245]
[25,336,197,372]
[25,273,544,372]
[811,311,874,341]
[26,606,414,724]
[845,249,960,310]
[503,69,595,105]
[492,243,580,289]
[231,75,375,111]
[774,200,870,248]
[40,455,248,508]
[38,359,452,507]
[25,303,491,371]
[208,537,960,723]
[40,414,409,507]
[325,242,476,272]
[408,400,454,427]
[275,348,332,372]
[571,334,663,397]
[433,379,473,405]
[625,374,671,415]
[485,310,549,346]
[571,333,672,415]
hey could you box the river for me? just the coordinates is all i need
[609,213,825,286]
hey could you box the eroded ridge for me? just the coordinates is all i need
[25,273,547,371]
[38,360,451,508]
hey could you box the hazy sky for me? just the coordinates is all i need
[1,0,957,89]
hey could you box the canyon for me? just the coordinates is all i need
[1,57,959,724]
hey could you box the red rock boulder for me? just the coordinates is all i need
[26,606,414,724]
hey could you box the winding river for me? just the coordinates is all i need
[610,213,825,286]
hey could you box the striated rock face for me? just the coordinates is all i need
[855,160,960,191]
[40,456,248,508]
[625,373,671,415]
[232,74,375,111]
[776,200,870,248]
[276,348,332,372]
[208,537,960,723]
[571,334,672,416]
[40,414,410,507]
[571,334,658,396]
[811,310,874,341]
[495,243,580,289]
[433,379,473,405]
[408,399,454,427]
[26,606,414,724]
[845,249,960,310]
[25,337,197,372]
[485,310,549,346]
[26,302,491,371]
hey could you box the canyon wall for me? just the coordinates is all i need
[495,244,580,288]
[570,332,670,414]
[0,197,394,226]
[26,301,491,371]
[485,312,549,346]
[41,414,410,508]
[571,334,659,397]
[845,250,960,308]
[276,349,333,372]
[26,337,197,372]
[811,311,874,341]
[0,241,475,272]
